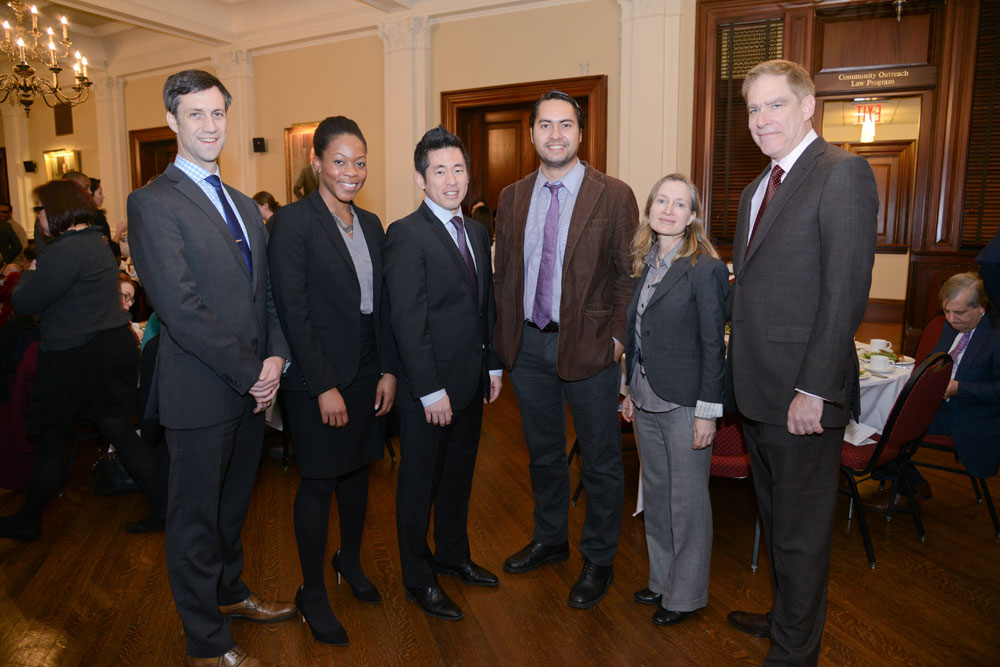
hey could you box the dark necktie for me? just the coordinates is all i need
[532,181,563,329]
[451,216,477,298]
[951,331,972,359]
[205,174,252,274]
[746,164,784,257]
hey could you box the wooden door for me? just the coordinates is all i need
[129,126,178,190]
[841,140,916,252]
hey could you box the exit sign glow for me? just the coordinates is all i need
[855,103,882,124]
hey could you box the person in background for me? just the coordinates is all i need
[252,191,281,230]
[621,173,728,628]
[269,116,397,646]
[0,203,24,265]
[469,198,494,240]
[64,171,120,258]
[294,154,319,200]
[0,180,163,541]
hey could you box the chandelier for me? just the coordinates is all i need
[0,2,91,116]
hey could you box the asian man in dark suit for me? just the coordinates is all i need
[383,126,503,622]
[128,70,293,667]
[492,91,638,610]
[724,60,877,666]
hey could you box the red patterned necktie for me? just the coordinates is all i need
[746,164,784,257]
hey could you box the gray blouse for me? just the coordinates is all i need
[335,207,374,314]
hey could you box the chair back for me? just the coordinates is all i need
[914,314,946,362]
[862,352,952,471]
[711,412,751,478]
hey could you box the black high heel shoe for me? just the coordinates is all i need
[295,586,349,646]
[331,550,382,604]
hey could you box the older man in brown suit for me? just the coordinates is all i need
[493,91,638,609]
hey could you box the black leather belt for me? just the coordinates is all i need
[525,320,559,333]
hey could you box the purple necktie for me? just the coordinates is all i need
[746,164,784,257]
[532,181,563,328]
[451,216,477,297]
[951,331,972,359]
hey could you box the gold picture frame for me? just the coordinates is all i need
[43,149,81,181]
[284,123,319,204]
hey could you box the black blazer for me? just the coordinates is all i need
[383,202,499,412]
[268,190,396,396]
[127,163,289,429]
[625,253,728,407]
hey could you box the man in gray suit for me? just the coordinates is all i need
[724,60,877,666]
[128,70,293,667]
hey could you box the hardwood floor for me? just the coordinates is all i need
[1,382,998,666]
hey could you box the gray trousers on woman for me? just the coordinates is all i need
[634,405,713,612]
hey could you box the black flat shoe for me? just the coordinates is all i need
[295,586,349,646]
[652,608,690,626]
[634,588,662,606]
[331,549,382,604]
[568,560,613,609]
[435,560,499,587]
[503,540,570,574]
[404,586,463,621]
[0,516,40,541]
[125,516,165,534]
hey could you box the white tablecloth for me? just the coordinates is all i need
[857,366,912,433]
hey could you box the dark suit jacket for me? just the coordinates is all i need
[127,163,289,429]
[625,253,728,407]
[727,136,877,427]
[493,162,638,381]
[267,190,396,396]
[976,230,1000,310]
[932,315,1000,477]
[383,202,498,413]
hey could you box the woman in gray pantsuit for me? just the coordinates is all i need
[621,173,728,627]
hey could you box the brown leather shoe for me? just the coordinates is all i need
[185,646,262,666]
[862,493,916,512]
[727,610,770,638]
[219,592,296,623]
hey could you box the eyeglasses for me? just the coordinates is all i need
[120,292,135,305]
[33,206,44,213]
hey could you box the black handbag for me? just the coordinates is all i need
[91,447,139,496]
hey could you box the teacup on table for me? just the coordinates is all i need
[869,338,893,353]
[869,354,895,372]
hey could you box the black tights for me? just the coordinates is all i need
[3,415,166,528]
[294,465,370,630]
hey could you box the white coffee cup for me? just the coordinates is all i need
[869,339,892,352]
[869,354,895,372]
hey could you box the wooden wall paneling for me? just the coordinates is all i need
[846,140,916,250]
[818,13,932,71]
[784,7,815,66]
[128,126,177,191]
[902,253,978,354]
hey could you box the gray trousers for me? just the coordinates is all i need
[634,406,712,612]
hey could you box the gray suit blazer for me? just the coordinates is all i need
[127,163,289,429]
[727,136,877,427]
[625,253,728,407]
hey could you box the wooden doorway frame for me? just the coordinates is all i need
[128,126,176,190]
[441,75,608,173]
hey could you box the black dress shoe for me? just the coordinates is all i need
[727,610,770,638]
[652,608,690,626]
[568,560,613,609]
[0,515,40,541]
[331,550,382,604]
[404,586,463,621]
[435,560,499,587]
[634,588,662,606]
[294,586,348,646]
[503,540,570,574]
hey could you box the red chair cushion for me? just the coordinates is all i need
[841,436,894,472]
[922,433,954,448]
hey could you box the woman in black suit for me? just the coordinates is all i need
[268,116,396,646]
[620,174,728,628]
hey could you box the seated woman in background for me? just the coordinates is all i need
[621,173,728,627]
[0,180,165,540]
[253,191,281,229]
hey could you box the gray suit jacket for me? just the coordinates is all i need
[127,163,289,429]
[727,136,877,427]
[625,253,728,407]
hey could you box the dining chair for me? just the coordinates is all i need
[914,314,946,362]
[838,351,953,568]
[711,412,762,572]
[907,433,1000,538]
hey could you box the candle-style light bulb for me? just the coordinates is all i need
[16,37,25,63]
[75,50,81,60]
[61,16,68,40]
[73,61,80,75]
[81,56,88,77]
[30,6,38,31]
[47,40,56,66]
[3,21,10,43]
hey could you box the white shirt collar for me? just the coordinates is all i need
[772,128,818,175]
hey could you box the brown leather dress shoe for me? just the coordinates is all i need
[185,646,261,666]
[727,610,770,638]
[219,592,296,623]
